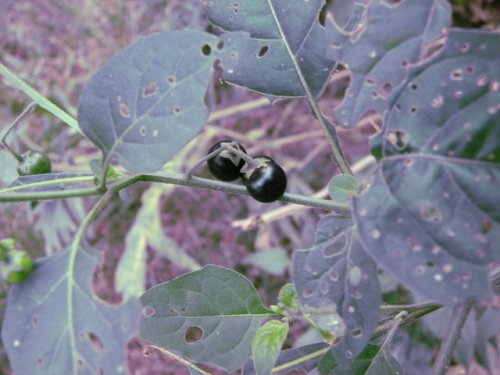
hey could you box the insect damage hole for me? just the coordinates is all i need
[88,331,104,352]
[257,45,269,58]
[185,326,204,344]
[201,44,212,56]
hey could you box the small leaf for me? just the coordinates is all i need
[354,29,500,304]
[293,215,381,364]
[328,174,360,205]
[140,265,273,372]
[252,320,289,375]
[78,30,218,173]
[208,0,334,97]
[278,283,299,311]
[243,248,289,276]
[325,0,451,127]
[1,244,140,374]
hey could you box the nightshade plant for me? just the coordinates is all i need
[0,0,499,374]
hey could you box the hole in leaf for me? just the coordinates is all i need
[142,306,155,318]
[410,107,417,114]
[330,270,339,282]
[318,1,328,26]
[139,126,147,136]
[409,82,418,90]
[466,65,475,74]
[217,40,225,50]
[166,76,176,84]
[185,326,204,344]
[119,102,130,118]
[386,130,409,151]
[257,46,269,58]
[143,82,157,97]
[422,34,447,60]
[419,202,443,223]
[322,235,347,257]
[201,44,212,56]
[384,0,403,7]
[482,220,492,233]
[379,82,392,99]
[32,315,39,327]
[173,107,181,114]
[450,69,464,81]
[77,358,84,369]
[351,327,363,338]
[88,331,104,352]
[345,350,353,358]
[37,357,44,366]
[427,261,435,268]
[303,288,316,298]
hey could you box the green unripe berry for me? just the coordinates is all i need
[17,150,52,176]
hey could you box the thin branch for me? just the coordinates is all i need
[1,102,38,161]
[150,345,213,375]
[266,1,352,175]
[432,301,474,375]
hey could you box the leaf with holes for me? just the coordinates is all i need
[1,244,140,374]
[140,265,273,372]
[325,0,451,127]
[207,0,336,97]
[77,30,218,173]
[293,215,381,366]
[354,29,500,305]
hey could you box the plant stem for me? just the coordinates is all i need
[0,172,351,213]
[66,190,115,374]
[1,101,38,161]
[266,1,352,175]
[432,301,474,375]
[150,345,213,375]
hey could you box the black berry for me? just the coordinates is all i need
[243,156,287,203]
[207,140,247,182]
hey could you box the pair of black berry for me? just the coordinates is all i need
[207,140,287,203]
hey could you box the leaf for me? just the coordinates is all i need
[0,62,80,132]
[31,198,86,254]
[277,283,299,311]
[325,0,451,127]
[140,265,273,372]
[116,186,201,301]
[243,248,289,276]
[77,30,218,173]
[293,215,381,365]
[1,244,140,374]
[328,174,360,205]
[252,320,289,375]
[353,29,500,304]
[318,344,404,375]
[3,173,95,193]
[207,0,334,97]
[243,343,328,375]
[0,149,18,185]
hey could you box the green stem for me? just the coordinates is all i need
[266,1,352,175]
[432,301,474,375]
[66,190,115,373]
[0,172,351,213]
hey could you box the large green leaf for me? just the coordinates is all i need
[1,244,140,374]
[208,0,334,97]
[354,29,500,304]
[326,0,451,127]
[140,265,273,372]
[77,30,218,173]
